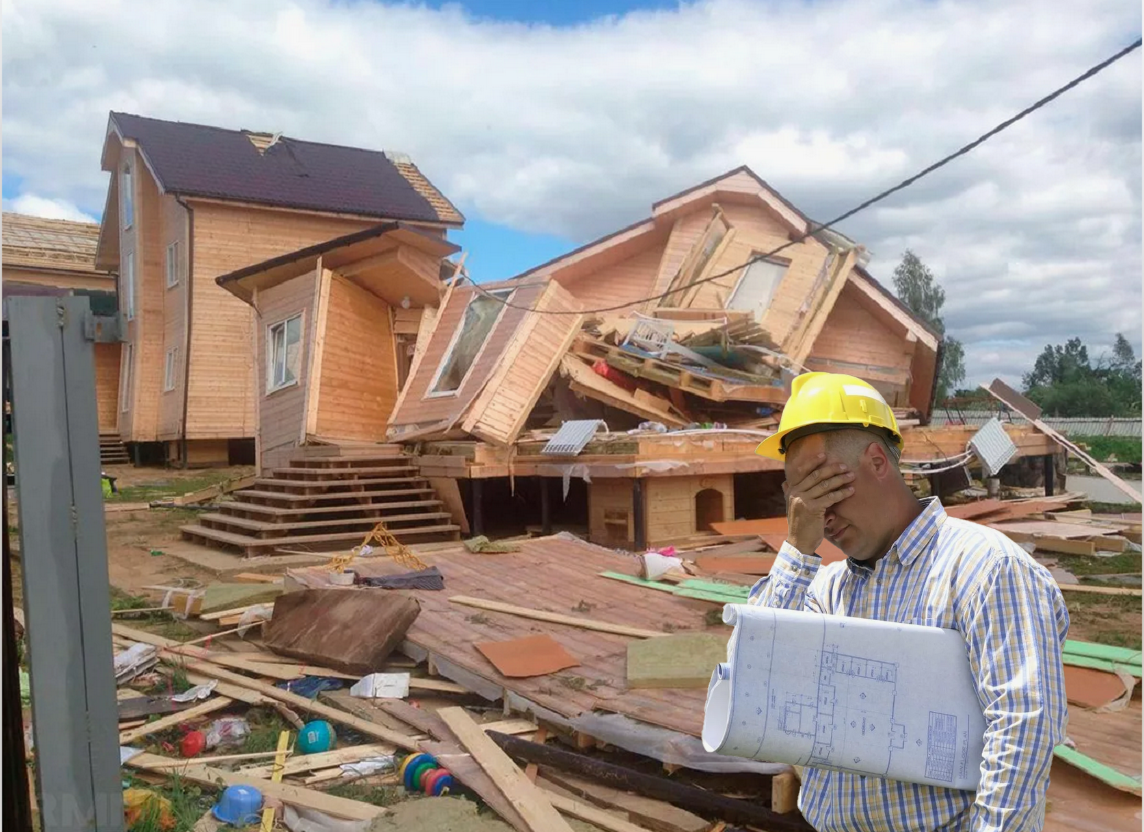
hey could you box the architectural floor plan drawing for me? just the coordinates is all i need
[702,605,986,790]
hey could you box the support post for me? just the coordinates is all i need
[471,477,484,537]
[540,477,552,536]
[1043,454,1055,497]
[633,478,647,552]
[7,297,125,832]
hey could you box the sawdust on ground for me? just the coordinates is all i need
[366,796,599,832]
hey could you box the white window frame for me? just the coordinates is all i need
[121,164,134,230]
[163,347,179,392]
[119,343,134,412]
[165,241,180,288]
[728,254,790,315]
[266,313,303,394]
[122,250,136,320]
[425,289,513,398]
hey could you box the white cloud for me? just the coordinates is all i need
[2,0,1139,389]
[2,194,97,224]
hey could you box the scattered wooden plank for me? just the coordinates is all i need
[1058,584,1142,597]
[539,771,710,832]
[260,731,291,832]
[174,474,259,506]
[771,771,799,814]
[119,697,233,744]
[143,749,293,768]
[540,785,654,832]
[200,604,266,622]
[437,707,576,832]
[232,573,284,584]
[525,727,548,783]
[240,743,396,779]
[200,582,283,615]
[450,596,666,639]
[124,753,385,821]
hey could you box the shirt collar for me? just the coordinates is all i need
[846,496,946,573]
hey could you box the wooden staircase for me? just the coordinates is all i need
[180,446,461,557]
[99,434,131,466]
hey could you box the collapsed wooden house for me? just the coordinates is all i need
[181,166,1063,555]
[1,213,126,463]
[95,111,463,466]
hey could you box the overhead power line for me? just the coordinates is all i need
[463,37,1141,316]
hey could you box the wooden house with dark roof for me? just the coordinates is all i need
[2,213,125,459]
[96,111,463,465]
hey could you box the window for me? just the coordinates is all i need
[267,314,303,393]
[166,241,180,288]
[163,347,179,392]
[122,251,135,320]
[119,344,134,412]
[121,164,134,229]
[428,290,512,395]
[728,256,789,316]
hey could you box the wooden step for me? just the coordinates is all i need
[269,466,418,479]
[220,499,444,518]
[199,511,453,536]
[288,455,411,469]
[253,476,427,492]
[233,487,435,505]
[181,522,461,555]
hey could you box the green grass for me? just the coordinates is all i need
[324,781,405,807]
[1063,593,1143,651]
[1087,501,1143,515]
[1073,436,1142,465]
[1054,551,1142,577]
[106,470,246,504]
[240,710,292,755]
[110,588,157,612]
[122,773,216,832]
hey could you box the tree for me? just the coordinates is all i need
[892,250,946,336]
[891,250,964,400]
[1022,334,1141,417]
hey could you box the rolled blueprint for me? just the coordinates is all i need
[703,604,986,790]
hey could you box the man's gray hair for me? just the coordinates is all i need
[824,428,902,467]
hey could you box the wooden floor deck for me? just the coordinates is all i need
[293,534,727,739]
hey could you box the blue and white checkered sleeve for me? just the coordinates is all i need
[961,551,1069,832]
[747,540,824,613]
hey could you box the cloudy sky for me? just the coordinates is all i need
[3,0,1140,388]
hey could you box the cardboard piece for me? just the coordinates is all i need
[474,634,580,678]
[1064,665,1135,711]
[627,632,727,689]
[264,589,420,676]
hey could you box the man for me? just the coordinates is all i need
[750,372,1069,832]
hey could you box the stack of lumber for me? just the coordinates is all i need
[179,447,461,557]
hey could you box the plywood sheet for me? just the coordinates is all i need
[991,521,1121,539]
[1064,665,1134,710]
[626,633,727,689]
[475,634,580,678]
[694,554,775,575]
[711,518,848,564]
[264,588,421,675]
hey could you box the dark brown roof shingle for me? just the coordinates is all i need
[109,112,463,226]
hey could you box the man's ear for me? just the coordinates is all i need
[865,441,892,480]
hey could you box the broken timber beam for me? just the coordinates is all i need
[485,732,813,832]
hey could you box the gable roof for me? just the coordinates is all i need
[104,112,464,226]
[2,213,112,276]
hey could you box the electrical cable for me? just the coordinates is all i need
[463,37,1141,317]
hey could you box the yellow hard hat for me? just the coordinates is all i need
[756,372,903,461]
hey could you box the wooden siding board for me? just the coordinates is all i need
[555,244,660,312]
[93,342,122,433]
[389,283,543,430]
[184,202,374,440]
[255,272,316,470]
[808,282,913,371]
[125,152,166,442]
[463,281,584,445]
[158,193,189,440]
[312,274,399,442]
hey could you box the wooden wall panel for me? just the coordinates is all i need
[694,202,831,347]
[588,479,635,548]
[555,244,660,312]
[93,342,121,434]
[388,282,544,432]
[255,271,317,471]
[313,274,399,442]
[648,211,710,301]
[808,283,912,371]
[462,281,584,445]
[186,202,374,440]
[1,266,116,292]
[158,194,189,440]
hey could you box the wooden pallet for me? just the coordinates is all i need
[570,337,788,404]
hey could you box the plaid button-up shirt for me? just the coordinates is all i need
[748,497,1069,832]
